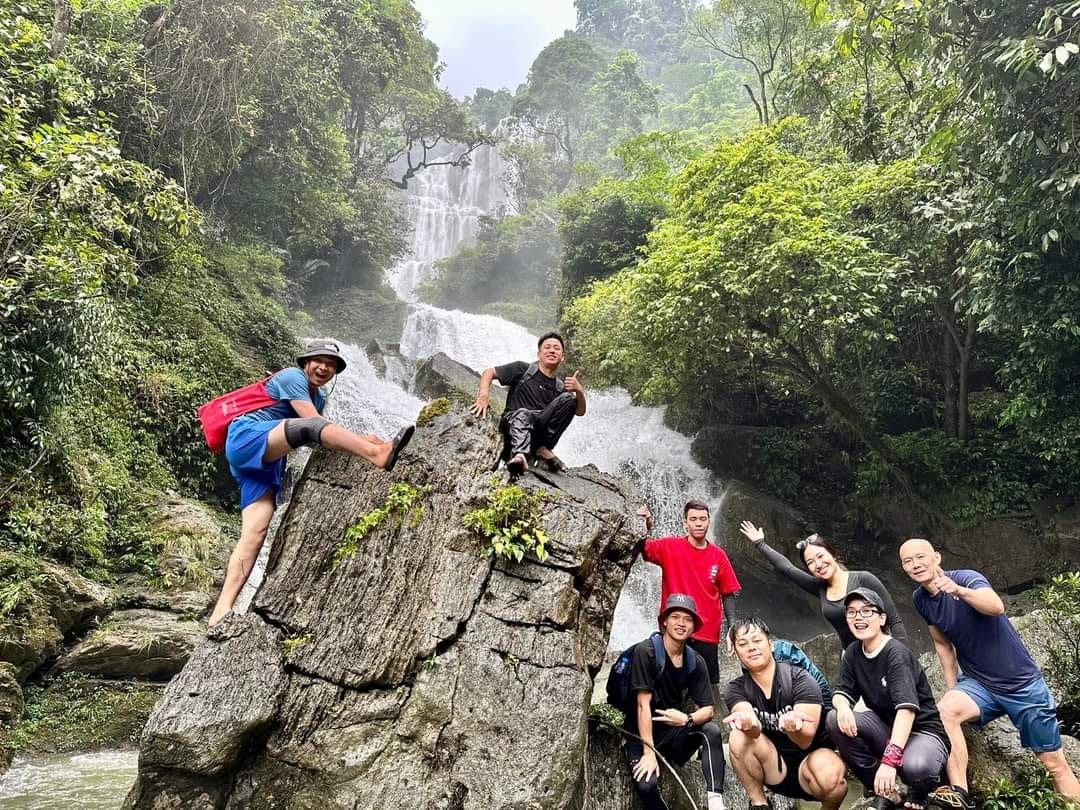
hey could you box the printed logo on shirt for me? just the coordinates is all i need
[709,564,720,582]
[758,703,795,733]
[881,676,888,688]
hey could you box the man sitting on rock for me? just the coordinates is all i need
[638,500,741,685]
[208,340,414,627]
[469,332,585,474]
[624,594,727,810]
[724,617,848,810]
[899,538,1080,808]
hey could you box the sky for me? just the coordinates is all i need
[414,0,578,99]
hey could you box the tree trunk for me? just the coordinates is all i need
[759,71,770,125]
[942,306,959,439]
[50,0,73,56]
[957,317,976,442]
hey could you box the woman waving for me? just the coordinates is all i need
[739,521,908,649]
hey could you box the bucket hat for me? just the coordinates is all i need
[659,593,703,632]
[296,340,347,373]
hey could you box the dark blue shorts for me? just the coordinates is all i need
[956,674,1062,753]
[225,419,285,509]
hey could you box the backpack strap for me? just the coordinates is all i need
[649,632,697,676]
[522,362,566,393]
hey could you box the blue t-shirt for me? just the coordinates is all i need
[912,569,1041,693]
[237,368,326,423]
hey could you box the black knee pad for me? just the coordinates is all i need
[284,417,329,449]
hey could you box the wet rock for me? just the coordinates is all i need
[126,409,645,809]
[150,496,229,592]
[0,559,113,682]
[414,351,507,414]
[55,609,203,681]
[364,339,403,377]
[115,587,214,617]
[0,663,22,772]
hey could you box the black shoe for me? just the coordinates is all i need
[384,425,415,472]
[506,453,528,475]
[874,798,899,810]
[927,785,974,809]
[535,454,568,473]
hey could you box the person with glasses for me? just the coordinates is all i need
[827,588,949,810]
[899,538,1080,808]
[739,521,908,650]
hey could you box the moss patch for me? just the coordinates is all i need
[12,672,161,754]
[417,397,453,427]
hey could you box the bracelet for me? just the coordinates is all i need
[881,742,904,768]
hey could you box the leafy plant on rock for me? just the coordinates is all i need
[464,480,550,563]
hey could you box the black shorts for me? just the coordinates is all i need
[766,748,816,802]
[688,638,719,684]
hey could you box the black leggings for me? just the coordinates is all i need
[825,709,948,799]
[625,721,725,810]
[500,392,577,458]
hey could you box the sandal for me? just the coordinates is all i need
[384,425,415,472]
[535,454,568,473]
[506,453,528,475]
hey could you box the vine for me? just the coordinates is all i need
[334,483,428,567]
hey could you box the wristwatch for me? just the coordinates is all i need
[685,714,694,728]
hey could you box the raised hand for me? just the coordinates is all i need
[564,369,583,395]
[739,520,765,545]
[932,571,960,595]
[722,709,761,733]
[470,392,490,418]
[637,505,654,532]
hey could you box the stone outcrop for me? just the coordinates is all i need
[414,350,507,414]
[151,496,230,593]
[0,560,113,682]
[55,609,203,681]
[0,662,22,771]
[125,404,645,809]
[364,339,404,377]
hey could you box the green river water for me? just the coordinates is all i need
[0,751,136,808]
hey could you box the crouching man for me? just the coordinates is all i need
[626,594,727,810]
[724,617,848,810]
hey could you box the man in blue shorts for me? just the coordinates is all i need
[899,538,1080,808]
[209,340,414,626]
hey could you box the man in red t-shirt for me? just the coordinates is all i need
[639,499,741,684]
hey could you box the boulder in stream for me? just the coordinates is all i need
[125,405,645,809]
[55,609,203,681]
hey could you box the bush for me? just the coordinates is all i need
[1042,572,1080,732]
[464,480,551,563]
[983,763,1070,809]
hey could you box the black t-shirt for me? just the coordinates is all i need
[627,638,713,731]
[495,361,562,412]
[724,663,830,759]
[836,638,946,740]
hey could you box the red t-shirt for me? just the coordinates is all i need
[643,536,742,644]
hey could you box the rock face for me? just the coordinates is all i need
[0,662,22,771]
[151,496,229,593]
[55,609,203,680]
[0,560,113,682]
[414,350,507,414]
[125,405,645,809]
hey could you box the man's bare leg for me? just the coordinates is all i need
[208,493,276,626]
[1037,749,1080,798]
[801,749,849,810]
[937,690,982,790]
[263,422,392,467]
[728,729,784,806]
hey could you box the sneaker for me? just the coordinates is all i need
[928,785,974,809]
[874,798,899,810]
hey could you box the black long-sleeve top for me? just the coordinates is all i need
[755,541,909,649]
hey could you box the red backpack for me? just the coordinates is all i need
[197,376,277,454]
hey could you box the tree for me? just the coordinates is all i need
[689,0,812,124]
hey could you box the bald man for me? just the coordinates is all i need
[899,538,1080,808]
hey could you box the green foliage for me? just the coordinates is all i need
[335,483,427,567]
[1041,573,1080,721]
[983,763,1070,810]
[283,635,313,657]
[0,552,48,638]
[419,653,441,672]
[588,701,626,727]
[416,398,453,428]
[464,480,551,563]
[11,672,160,754]
[418,204,560,317]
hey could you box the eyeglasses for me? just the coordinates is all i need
[796,535,823,551]
[845,607,880,619]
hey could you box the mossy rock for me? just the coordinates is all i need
[417,397,454,427]
[11,672,161,754]
[303,285,409,347]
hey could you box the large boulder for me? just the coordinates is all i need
[125,404,645,809]
[55,609,203,680]
[0,558,113,682]
[414,351,507,414]
[151,497,230,593]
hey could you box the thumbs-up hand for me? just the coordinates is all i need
[564,369,583,395]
